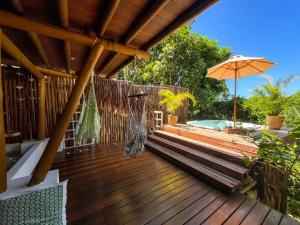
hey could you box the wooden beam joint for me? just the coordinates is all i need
[0,11,149,59]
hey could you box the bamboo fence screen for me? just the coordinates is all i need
[2,68,189,144]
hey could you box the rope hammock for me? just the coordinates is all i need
[75,72,100,144]
[123,58,148,157]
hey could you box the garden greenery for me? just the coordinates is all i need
[243,74,300,122]
[251,111,300,218]
[159,90,196,115]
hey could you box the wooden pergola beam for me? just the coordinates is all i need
[107,0,218,78]
[0,29,7,193]
[1,32,44,80]
[36,66,75,79]
[0,58,75,78]
[100,0,169,77]
[98,0,120,37]
[0,11,149,59]
[58,0,72,73]
[29,42,104,186]
[9,0,51,69]
[28,32,51,68]
[58,0,68,28]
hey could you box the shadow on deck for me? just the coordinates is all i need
[52,143,298,225]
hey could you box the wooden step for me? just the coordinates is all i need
[148,135,249,181]
[145,140,241,194]
[154,131,245,166]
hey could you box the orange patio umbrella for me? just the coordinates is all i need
[206,55,275,126]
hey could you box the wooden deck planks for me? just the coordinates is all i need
[240,202,270,225]
[262,209,283,225]
[223,198,257,225]
[52,143,299,225]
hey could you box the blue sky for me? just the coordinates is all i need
[192,0,300,98]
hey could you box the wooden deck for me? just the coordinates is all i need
[52,143,299,225]
[164,124,258,156]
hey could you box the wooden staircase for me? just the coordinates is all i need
[145,131,250,194]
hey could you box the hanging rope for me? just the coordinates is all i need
[123,57,148,157]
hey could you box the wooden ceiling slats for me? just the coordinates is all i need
[0,0,217,77]
[130,0,194,47]
[143,0,219,50]
[107,0,219,77]
[100,0,171,77]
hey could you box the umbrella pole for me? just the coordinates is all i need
[233,69,237,128]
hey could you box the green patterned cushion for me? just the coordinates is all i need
[0,182,67,225]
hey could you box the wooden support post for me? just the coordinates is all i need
[0,11,149,59]
[37,78,46,140]
[29,43,104,186]
[1,32,44,80]
[0,29,7,193]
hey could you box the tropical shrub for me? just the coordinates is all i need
[243,74,300,122]
[159,90,196,115]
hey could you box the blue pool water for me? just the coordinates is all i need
[187,120,228,130]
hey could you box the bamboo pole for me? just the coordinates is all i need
[0,29,7,193]
[29,43,104,186]
[58,0,72,73]
[98,0,120,37]
[28,32,51,68]
[0,11,149,59]
[64,41,71,73]
[37,78,46,140]
[36,66,75,79]
[1,32,44,80]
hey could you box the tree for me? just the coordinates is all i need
[118,25,232,118]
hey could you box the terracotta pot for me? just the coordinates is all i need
[167,115,178,125]
[266,115,284,130]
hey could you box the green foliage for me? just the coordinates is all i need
[159,90,196,115]
[253,112,300,218]
[193,96,257,122]
[118,25,232,118]
[285,92,300,127]
[243,74,300,120]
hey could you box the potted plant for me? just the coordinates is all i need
[159,89,196,125]
[243,74,300,130]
